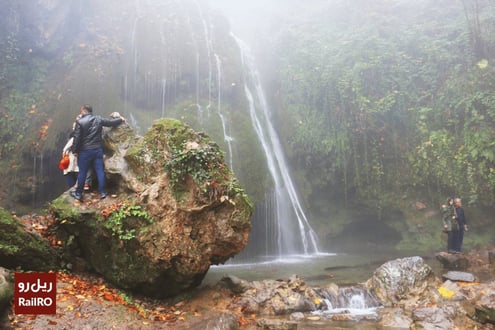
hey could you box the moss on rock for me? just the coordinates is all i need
[49,120,252,298]
[0,208,58,271]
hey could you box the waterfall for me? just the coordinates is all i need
[232,34,320,257]
[116,0,320,259]
[161,79,167,118]
[195,0,236,172]
[195,0,213,117]
[32,155,38,207]
[30,153,45,208]
[214,54,234,170]
[123,3,141,118]
[195,53,204,125]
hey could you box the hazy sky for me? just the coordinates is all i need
[206,0,329,39]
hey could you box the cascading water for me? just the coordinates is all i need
[195,0,214,118]
[161,79,166,119]
[214,53,234,169]
[232,34,320,258]
[119,0,320,260]
[316,286,381,317]
[123,0,141,119]
[196,0,235,169]
[32,154,42,207]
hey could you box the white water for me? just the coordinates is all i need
[214,53,234,169]
[317,288,380,317]
[195,0,235,169]
[161,79,166,118]
[318,297,379,317]
[195,0,213,117]
[232,34,320,257]
[119,0,320,259]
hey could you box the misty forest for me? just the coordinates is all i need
[1,0,495,259]
[4,0,495,328]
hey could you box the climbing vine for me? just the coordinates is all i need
[165,143,224,189]
[103,204,154,241]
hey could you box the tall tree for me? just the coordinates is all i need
[460,0,486,59]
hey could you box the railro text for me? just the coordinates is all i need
[18,297,53,306]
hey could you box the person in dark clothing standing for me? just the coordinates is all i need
[441,197,459,253]
[70,104,125,201]
[454,197,468,253]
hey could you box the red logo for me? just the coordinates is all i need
[14,272,56,314]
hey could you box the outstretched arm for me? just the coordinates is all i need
[102,112,126,127]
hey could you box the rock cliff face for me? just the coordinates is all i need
[50,119,252,297]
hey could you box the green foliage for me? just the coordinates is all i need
[0,243,19,255]
[105,205,154,241]
[158,120,234,201]
[0,57,48,161]
[275,0,495,210]
[165,142,224,190]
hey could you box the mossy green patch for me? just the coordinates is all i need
[0,208,57,270]
[104,204,154,241]
[49,196,83,221]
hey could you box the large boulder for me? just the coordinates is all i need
[474,285,495,325]
[50,119,252,297]
[0,267,13,316]
[435,251,470,270]
[365,256,439,307]
[223,274,320,315]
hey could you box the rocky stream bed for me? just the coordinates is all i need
[2,242,495,329]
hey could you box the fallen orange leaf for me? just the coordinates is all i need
[103,292,115,301]
[239,316,250,326]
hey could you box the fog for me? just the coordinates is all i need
[1,0,494,257]
[206,0,329,40]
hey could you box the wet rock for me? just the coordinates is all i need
[365,256,436,307]
[378,308,413,329]
[289,312,305,321]
[438,280,466,301]
[257,318,298,330]
[412,306,455,330]
[442,271,476,282]
[220,274,251,294]
[435,251,469,269]
[0,267,13,316]
[330,313,355,321]
[186,311,239,330]
[474,282,495,325]
[50,119,253,298]
[228,275,318,315]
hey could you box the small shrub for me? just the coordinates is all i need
[104,204,154,241]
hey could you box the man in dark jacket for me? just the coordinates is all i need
[70,104,125,201]
[453,197,469,253]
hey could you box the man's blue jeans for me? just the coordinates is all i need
[76,148,105,196]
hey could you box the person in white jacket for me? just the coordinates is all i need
[62,115,93,189]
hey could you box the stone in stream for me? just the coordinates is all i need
[442,271,476,282]
[435,251,469,270]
